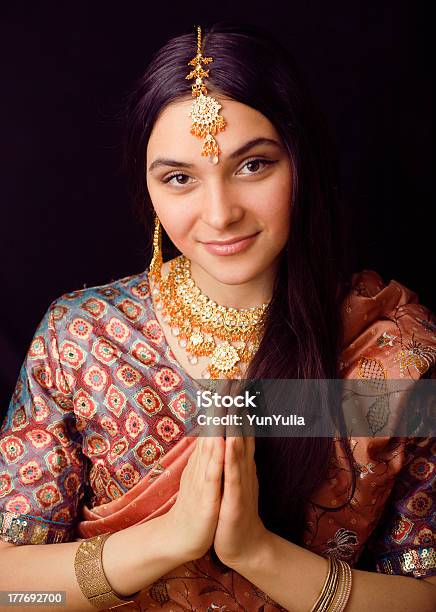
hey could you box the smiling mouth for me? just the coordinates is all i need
[199,232,261,256]
[201,232,260,245]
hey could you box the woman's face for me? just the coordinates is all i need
[146,96,293,296]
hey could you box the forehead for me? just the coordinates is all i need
[146,97,280,160]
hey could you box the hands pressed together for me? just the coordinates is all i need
[166,433,270,568]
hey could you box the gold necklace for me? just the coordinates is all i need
[149,255,268,379]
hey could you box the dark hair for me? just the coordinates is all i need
[122,22,357,547]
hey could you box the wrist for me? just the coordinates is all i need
[225,526,275,572]
[158,510,197,565]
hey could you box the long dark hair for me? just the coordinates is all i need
[122,22,357,546]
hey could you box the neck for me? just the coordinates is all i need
[188,256,278,309]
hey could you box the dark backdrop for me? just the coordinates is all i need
[0,1,433,413]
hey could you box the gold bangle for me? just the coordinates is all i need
[310,556,340,612]
[319,556,339,612]
[329,559,352,612]
[74,532,140,610]
[310,556,331,612]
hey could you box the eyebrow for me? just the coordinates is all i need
[147,137,282,172]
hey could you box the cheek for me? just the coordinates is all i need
[151,197,197,250]
[147,180,192,241]
[249,170,292,229]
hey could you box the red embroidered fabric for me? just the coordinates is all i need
[0,268,435,594]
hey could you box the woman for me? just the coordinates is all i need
[0,22,435,611]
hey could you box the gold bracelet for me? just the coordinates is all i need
[319,556,340,612]
[329,559,352,612]
[310,556,340,612]
[310,556,331,612]
[74,532,141,610]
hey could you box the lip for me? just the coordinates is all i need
[201,232,260,256]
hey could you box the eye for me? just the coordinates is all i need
[162,172,195,187]
[237,158,276,175]
[162,158,276,188]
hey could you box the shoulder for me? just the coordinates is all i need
[346,269,421,310]
[46,269,154,330]
[341,270,436,379]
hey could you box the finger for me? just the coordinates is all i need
[243,407,256,440]
[205,436,225,482]
[224,434,242,467]
[225,422,245,460]
[197,433,214,469]
[185,442,199,475]
[223,437,243,494]
[225,381,245,440]
[193,434,201,456]
[246,435,256,461]
[200,381,226,438]
[188,435,208,476]
[198,430,215,453]
[198,435,222,483]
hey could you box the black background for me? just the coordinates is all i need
[0,1,433,412]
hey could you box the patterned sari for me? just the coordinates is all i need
[1,268,435,610]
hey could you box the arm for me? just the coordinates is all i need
[228,528,436,612]
[0,512,187,612]
[0,435,225,612]
[213,435,436,612]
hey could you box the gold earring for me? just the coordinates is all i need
[149,214,163,280]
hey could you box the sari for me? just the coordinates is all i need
[73,269,436,610]
[0,268,434,610]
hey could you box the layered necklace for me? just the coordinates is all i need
[149,255,269,379]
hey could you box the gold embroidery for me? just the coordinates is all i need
[376,547,436,578]
[394,340,436,376]
[0,511,72,545]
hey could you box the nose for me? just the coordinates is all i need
[200,181,244,231]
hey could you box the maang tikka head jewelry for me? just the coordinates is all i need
[185,25,226,164]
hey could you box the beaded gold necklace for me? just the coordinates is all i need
[149,255,269,379]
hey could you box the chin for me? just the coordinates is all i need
[202,260,273,287]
